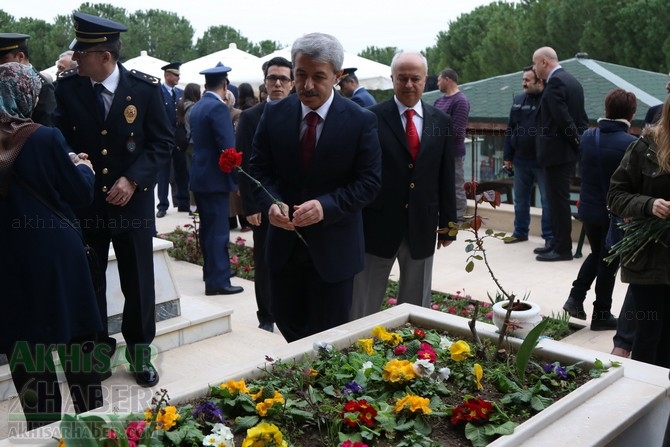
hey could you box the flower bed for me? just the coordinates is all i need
[60,306,618,447]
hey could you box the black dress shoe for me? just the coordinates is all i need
[156,210,167,218]
[504,235,528,244]
[563,296,587,320]
[206,285,244,295]
[133,362,159,387]
[591,313,618,331]
[536,250,573,262]
[258,322,274,332]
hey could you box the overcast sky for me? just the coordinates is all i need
[2,1,503,54]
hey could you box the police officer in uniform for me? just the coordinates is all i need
[53,12,172,387]
[0,33,57,126]
[156,61,189,217]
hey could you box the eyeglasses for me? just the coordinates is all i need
[265,75,292,84]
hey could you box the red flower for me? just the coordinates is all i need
[450,397,494,426]
[413,329,425,339]
[417,342,437,362]
[447,307,458,314]
[341,399,377,428]
[218,148,243,173]
[394,345,407,356]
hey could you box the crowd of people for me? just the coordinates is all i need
[1,8,669,433]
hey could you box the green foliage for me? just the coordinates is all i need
[358,46,398,66]
[515,318,550,381]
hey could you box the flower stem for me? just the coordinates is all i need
[236,167,308,246]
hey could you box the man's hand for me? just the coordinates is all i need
[437,240,453,249]
[246,212,262,226]
[268,203,294,230]
[106,176,136,206]
[292,200,323,227]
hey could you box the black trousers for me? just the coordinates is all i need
[569,221,619,314]
[9,340,103,431]
[270,241,353,343]
[85,228,156,365]
[252,218,273,325]
[543,161,574,255]
[630,284,670,368]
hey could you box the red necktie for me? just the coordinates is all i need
[301,111,319,169]
[405,109,420,161]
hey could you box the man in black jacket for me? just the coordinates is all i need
[236,56,294,333]
[532,46,588,262]
[503,66,552,246]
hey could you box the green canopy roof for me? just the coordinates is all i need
[423,55,667,128]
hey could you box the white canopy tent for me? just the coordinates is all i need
[178,43,264,89]
[258,48,393,90]
[122,50,169,78]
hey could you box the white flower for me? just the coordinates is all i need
[438,366,451,380]
[413,359,435,377]
[203,434,222,446]
[361,361,373,372]
[439,336,453,350]
[313,341,333,353]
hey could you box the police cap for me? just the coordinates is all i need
[0,33,30,57]
[339,67,358,84]
[161,61,183,76]
[69,12,128,51]
[200,62,232,83]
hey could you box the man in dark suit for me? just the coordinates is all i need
[54,12,172,387]
[532,46,588,262]
[189,63,245,297]
[338,67,376,107]
[156,61,189,217]
[0,33,56,126]
[349,52,457,320]
[249,33,381,342]
[237,56,294,333]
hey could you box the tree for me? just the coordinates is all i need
[195,26,254,57]
[249,40,283,58]
[359,46,398,66]
[126,9,195,62]
[14,18,56,71]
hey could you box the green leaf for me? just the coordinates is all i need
[465,243,475,252]
[516,317,550,381]
[465,261,475,272]
[60,414,98,447]
[530,394,554,412]
[414,415,432,436]
[465,422,493,447]
[234,415,260,431]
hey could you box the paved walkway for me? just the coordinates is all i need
[0,204,626,442]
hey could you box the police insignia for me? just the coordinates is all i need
[124,105,137,124]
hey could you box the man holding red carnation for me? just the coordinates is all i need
[249,33,381,342]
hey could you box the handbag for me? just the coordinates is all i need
[13,174,105,294]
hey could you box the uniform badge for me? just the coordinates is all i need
[124,105,137,124]
[127,136,136,153]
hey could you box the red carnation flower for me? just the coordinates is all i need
[218,148,243,173]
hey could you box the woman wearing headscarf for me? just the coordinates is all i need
[0,62,103,430]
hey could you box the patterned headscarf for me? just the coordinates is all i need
[0,62,42,195]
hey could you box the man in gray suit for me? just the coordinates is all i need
[350,52,457,320]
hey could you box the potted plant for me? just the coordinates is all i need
[440,181,542,342]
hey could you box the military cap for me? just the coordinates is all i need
[69,12,128,51]
[161,61,183,76]
[0,33,29,57]
[339,67,358,83]
[200,62,232,83]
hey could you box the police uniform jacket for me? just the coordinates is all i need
[53,63,172,233]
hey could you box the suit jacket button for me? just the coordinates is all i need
[102,168,109,174]
[102,186,108,192]
[408,163,414,168]
[409,182,415,189]
[101,130,108,135]
[101,149,108,155]
[405,203,409,208]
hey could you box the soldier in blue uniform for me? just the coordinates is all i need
[156,61,189,217]
[53,12,172,387]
